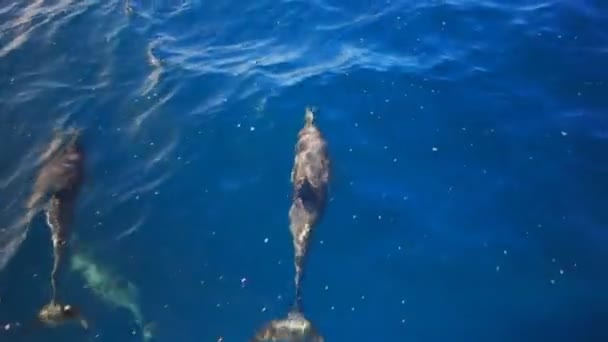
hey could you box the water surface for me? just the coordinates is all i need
[1,0,608,341]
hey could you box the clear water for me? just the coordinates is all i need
[1,0,607,341]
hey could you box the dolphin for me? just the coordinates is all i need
[70,249,157,341]
[289,107,330,309]
[27,129,87,329]
[252,107,330,342]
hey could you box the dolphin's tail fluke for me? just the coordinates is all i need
[141,321,158,341]
[134,317,157,341]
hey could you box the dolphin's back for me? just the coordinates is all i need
[292,115,330,218]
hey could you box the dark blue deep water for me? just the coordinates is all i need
[1,0,608,341]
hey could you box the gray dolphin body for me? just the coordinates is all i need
[252,108,330,342]
[27,130,84,213]
[289,107,330,309]
[28,129,87,329]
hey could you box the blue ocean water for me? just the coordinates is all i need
[1,0,608,341]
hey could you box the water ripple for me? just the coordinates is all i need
[1,1,607,340]
[130,84,181,132]
[139,35,173,96]
[0,0,86,58]
[115,170,173,204]
[115,211,147,241]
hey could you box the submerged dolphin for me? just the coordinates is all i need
[27,128,83,213]
[70,250,156,341]
[27,129,87,329]
[289,107,330,309]
[252,107,330,342]
[46,134,84,301]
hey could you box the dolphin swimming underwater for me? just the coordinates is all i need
[289,107,330,309]
[70,248,156,341]
[27,128,88,329]
[252,107,330,342]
